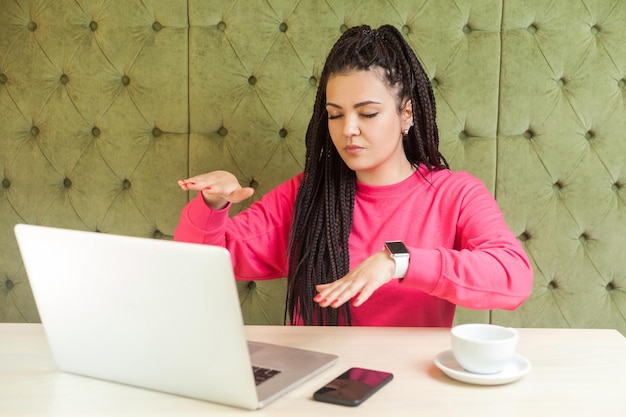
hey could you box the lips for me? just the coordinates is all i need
[344,145,364,155]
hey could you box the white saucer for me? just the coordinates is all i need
[434,350,531,385]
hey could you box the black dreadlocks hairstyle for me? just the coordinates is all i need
[286,24,448,325]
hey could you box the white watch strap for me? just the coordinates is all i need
[392,255,409,279]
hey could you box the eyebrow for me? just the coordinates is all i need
[325,100,382,109]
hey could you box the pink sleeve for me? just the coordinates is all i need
[174,174,303,280]
[173,194,231,245]
[404,175,533,310]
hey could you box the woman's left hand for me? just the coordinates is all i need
[314,250,396,308]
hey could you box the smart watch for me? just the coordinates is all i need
[384,241,410,279]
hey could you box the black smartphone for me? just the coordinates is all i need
[313,367,393,407]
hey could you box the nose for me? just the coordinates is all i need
[342,114,360,137]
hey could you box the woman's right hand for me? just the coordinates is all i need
[178,171,255,210]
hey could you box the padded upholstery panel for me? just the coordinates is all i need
[1,1,625,333]
[495,1,626,332]
[188,0,501,209]
[0,0,189,321]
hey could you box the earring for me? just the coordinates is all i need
[402,128,410,137]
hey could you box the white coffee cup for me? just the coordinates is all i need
[451,323,519,374]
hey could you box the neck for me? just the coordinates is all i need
[355,162,416,186]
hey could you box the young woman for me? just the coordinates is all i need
[174,25,533,326]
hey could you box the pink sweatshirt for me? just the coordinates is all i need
[174,166,533,327]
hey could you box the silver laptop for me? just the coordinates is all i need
[14,224,337,410]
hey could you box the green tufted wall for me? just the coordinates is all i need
[495,1,626,331]
[1,0,625,334]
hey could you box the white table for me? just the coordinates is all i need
[1,324,625,416]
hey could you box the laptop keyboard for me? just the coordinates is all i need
[252,366,281,385]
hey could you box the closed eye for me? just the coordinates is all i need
[362,113,378,119]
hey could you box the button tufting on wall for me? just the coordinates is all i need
[248,75,257,85]
[27,21,37,31]
[249,179,258,189]
[152,127,162,137]
[91,126,101,137]
[30,126,39,137]
[462,24,472,35]
[309,76,317,87]
[548,280,559,290]
[402,25,410,35]
[606,282,615,291]
[122,179,131,190]
[518,231,530,242]
[590,25,599,35]
[2,178,10,189]
[556,78,566,88]
[618,79,626,89]
[60,74,69,84]
[279,22,288,32]
[217,21,227,32]
[527,24,537,34]
[340,24,348,33]
[613,181,622,191]
[579,232,590,243]
[0,73,7,84]
[279,128,288,138]
[121,75,131,86]
[553,180,564,191]
[63,178,72,188]
[523,130,534,140]
[584,131,594,140]
[152,21,163,32]
[5,279,14,290]
[248,281,257,290]
[458,131,468,140]
[153,230,163,239]
[218,126,228,136]
[89,21,98,32]
[431,78,439,88]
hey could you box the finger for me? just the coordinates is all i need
[313,284,335,307]
[314,282,340,302]
[315,281,360,308]
[315,283,332,294]
[180,178,213,192]
[178,179,196,190]
[352,287,374,307]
